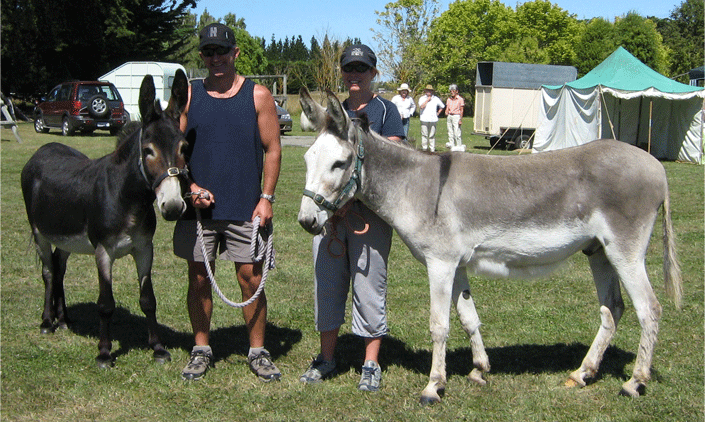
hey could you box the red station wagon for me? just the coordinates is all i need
[34,81,127,136]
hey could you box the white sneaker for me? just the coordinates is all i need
[358,360,382,391]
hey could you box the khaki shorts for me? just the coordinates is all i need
[173,219,255,263]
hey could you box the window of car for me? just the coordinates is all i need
[47,87,60,102]
[97,85,121,101]
[79,86,98,100]
[58,85,72,101]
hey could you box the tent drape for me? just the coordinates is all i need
[534,47,705,164]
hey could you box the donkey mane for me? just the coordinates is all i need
[113,121,142,163]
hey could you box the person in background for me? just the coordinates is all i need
[391,83,416,138]
[299,44,405,393]
[174,22,282,383]
[445,84,465,150]
[417,84,444,152]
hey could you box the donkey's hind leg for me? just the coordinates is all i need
[35,234,70,334]
[615,259,661,397]
[51,248,71,330]
[568,248,624,388]
[453,268,489,385]
[133,244,170,363]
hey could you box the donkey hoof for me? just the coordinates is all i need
[619,380,645,398]
[419,395,441,406]
[565,378,580,388]
[468,368,487,386]
[566,370,587,388]
[96,355,115,369]
[39,325,54,335]
[153,349,171,364]
[419,388,444,406]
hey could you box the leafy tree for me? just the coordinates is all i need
[310,37,321,59]
[657,0,704,82]
[514,0,581,65]
[1,0,196,96]
[614,12,668,74]
[424,0,515,91]
[575,18,617,76]
[373,0,439,93]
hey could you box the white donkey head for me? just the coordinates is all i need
[297,87,367,235]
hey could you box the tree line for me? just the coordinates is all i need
[1,0,701,103]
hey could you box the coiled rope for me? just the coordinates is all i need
[191,196,274,308]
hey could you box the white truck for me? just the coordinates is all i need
[473,61,577,150]
[100,61,186,121]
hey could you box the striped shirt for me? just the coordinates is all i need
[446,95,465,115]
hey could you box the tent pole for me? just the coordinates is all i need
[648,100,653,154]
[600,86,617,139]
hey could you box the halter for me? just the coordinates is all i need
[302,124,365,212]
[137,128,190,191]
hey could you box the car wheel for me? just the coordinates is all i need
[88,95,109,118]
[34,115,49,133]
[62,117,75,136]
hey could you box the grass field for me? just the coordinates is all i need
[1,119,703,421]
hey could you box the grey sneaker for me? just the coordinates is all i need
[299,355,336,384]
[358,360,381,391]
[248,350,282,382]
[181,349,214,380]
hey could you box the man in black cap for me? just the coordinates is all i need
[174,22,282,382]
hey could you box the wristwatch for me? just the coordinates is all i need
[260,193,275,203]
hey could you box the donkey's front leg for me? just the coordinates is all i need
[133,243,170,363]
[95,244,116,368]
[420,261,455,405]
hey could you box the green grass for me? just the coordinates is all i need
[1,121,703,421]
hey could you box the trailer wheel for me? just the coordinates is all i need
[512,134,533,150]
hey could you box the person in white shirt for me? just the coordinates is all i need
[417,84,445,152]
[391,83,416,137]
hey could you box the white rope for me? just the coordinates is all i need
[194,207,274,308]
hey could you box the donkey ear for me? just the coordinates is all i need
[324,89,350,140]
[165,69,189,120]
[298,87,326,131]
[139,74,156,123]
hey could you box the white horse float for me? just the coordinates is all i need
[297,88,682,405]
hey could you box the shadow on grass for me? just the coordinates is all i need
[65,303,301,362]
[335,333,636,382]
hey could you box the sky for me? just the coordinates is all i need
[192,0,679,53]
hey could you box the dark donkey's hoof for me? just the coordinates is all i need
[39,323,54,334]
[96,354,115,369]
[153,348,171,364]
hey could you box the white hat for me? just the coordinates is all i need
[397,83,410,92]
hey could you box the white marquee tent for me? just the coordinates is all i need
[534,47,705,164]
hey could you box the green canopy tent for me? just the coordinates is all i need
[534,47,705,163]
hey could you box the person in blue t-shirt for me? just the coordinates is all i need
[299,44,405,392]
[173,23,282,383]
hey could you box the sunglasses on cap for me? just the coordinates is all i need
[342,63,371,73]
[201,46,232,57]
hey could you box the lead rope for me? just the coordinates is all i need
[326,201,370,258]
[190,195,274,308]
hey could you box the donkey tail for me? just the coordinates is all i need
[662,192,683,309]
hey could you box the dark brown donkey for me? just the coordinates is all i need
[21,70,190,367]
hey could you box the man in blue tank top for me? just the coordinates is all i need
[173,23,282,382]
